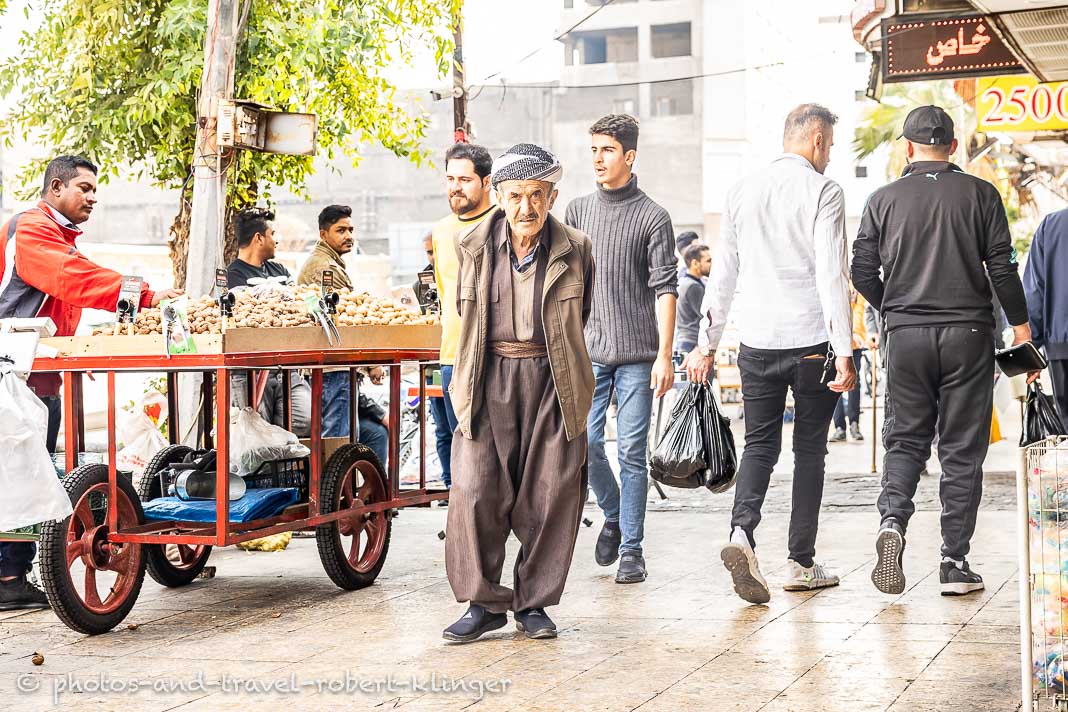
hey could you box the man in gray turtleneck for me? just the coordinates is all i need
[566,114,678,585]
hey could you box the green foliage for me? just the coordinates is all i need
[0,0,461,205]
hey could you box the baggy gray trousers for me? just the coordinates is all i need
[445,353,587,613]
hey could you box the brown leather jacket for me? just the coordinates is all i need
[450,208,595,442]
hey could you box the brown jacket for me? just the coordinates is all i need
[297,241,353,289]
[451,208,595,442]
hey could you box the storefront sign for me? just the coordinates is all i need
[882,14,1025,83]
[978,76,1068,132]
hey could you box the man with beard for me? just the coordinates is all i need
[430,143,495,490]
[443,144,595,643]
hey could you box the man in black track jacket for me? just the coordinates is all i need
[852,105,1036,598]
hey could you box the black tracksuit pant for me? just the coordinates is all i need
[879,326,994,560]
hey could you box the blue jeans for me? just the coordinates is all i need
[587,361,655,555]
[429,397,452,487]
[358,417,389,471]
[832,348,865,429]
[322,371,351,438]
[440,366,458,432]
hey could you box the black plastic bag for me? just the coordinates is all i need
[1021,382,1068,447]
[695,382,738,493]
[649,383,706,488]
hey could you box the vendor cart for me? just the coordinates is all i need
[12,325,446,635]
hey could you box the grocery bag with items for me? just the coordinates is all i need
[0,370,73,531]
[116,386,169,479]
[229,407,310,476]
[650,382,738,492]
[1022,382,1068,447]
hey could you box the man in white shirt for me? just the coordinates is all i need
[684,104,856,604]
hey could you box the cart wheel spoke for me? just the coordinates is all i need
[356,478,374,503]
[176,545,199,566]
[347,529,365,568]
[83,567,104,610]
[340,475,355,507]
[73,502,96,533]
[105,545,135,575]
[66,539,88,568]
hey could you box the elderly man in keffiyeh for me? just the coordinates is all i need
[442,144,597,643]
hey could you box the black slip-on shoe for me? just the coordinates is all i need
[595,520,622,567]
[615,552,647,584]
[514,608,557,639]
[872,520,906,595]
[442,605,508,643]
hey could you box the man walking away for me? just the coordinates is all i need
[676,243,711,355]
[566,114,678,585]
[830,287,869,443]
[1024,208,1068,431]
[684,104,856,604]
[853,105,1037,597]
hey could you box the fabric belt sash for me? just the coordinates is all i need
[490,340,548,359]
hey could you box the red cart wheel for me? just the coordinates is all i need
[316,444,392,589]
[39,464,147,635]
[137,445,212,587]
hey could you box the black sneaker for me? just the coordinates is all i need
[615,552,647,584]
[595,520,621,567]
[442,604,508,643]
[872,520,906,595]
[514,608,557,639]
[0,576,49,610]
[940,560,984,596]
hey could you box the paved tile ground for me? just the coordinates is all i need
[0,403,1037,711]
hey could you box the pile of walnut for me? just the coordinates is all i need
[102,288,438,336]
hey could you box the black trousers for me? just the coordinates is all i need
[1050,360,1068,433]
[880,326,994,560]
[733,342,840,568]
[0,396,61,578]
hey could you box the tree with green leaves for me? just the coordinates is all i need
[0,0,460,287]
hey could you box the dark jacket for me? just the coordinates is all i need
[451,209,595,441]
[674,272,705,350]
[852,161,1028,333]
[1024,208,1068,359]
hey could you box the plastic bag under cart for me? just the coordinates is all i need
[0,368,73,531]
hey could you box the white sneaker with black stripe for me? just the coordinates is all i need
[939,559,984,596]
[783,560,840,591]
[872,520,906,594]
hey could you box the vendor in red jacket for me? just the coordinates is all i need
[0,155,181,610]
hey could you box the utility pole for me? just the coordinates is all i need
[186,0,240,298]
[452,2,469,143]
[181,0,240,445]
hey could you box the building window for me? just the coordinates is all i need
[855,166,868,178]
[557,85,640,122]
[564,0,573,7]
[854,89,867,101]
[651,79,694,117]
[855,51,867,63]
[651,22,692,59]
[566,27,639,65]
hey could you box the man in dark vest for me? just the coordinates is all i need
[443,144,595,643]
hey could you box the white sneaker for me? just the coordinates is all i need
[783,560,840,591]
[720,528,771,604]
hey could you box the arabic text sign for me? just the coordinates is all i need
[883,15,1025,83]
[978,77,1068,132]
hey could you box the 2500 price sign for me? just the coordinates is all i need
[978,76,1068,132]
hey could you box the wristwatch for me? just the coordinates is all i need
[699,345,713,357]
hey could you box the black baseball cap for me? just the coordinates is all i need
[899,105,955,146]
